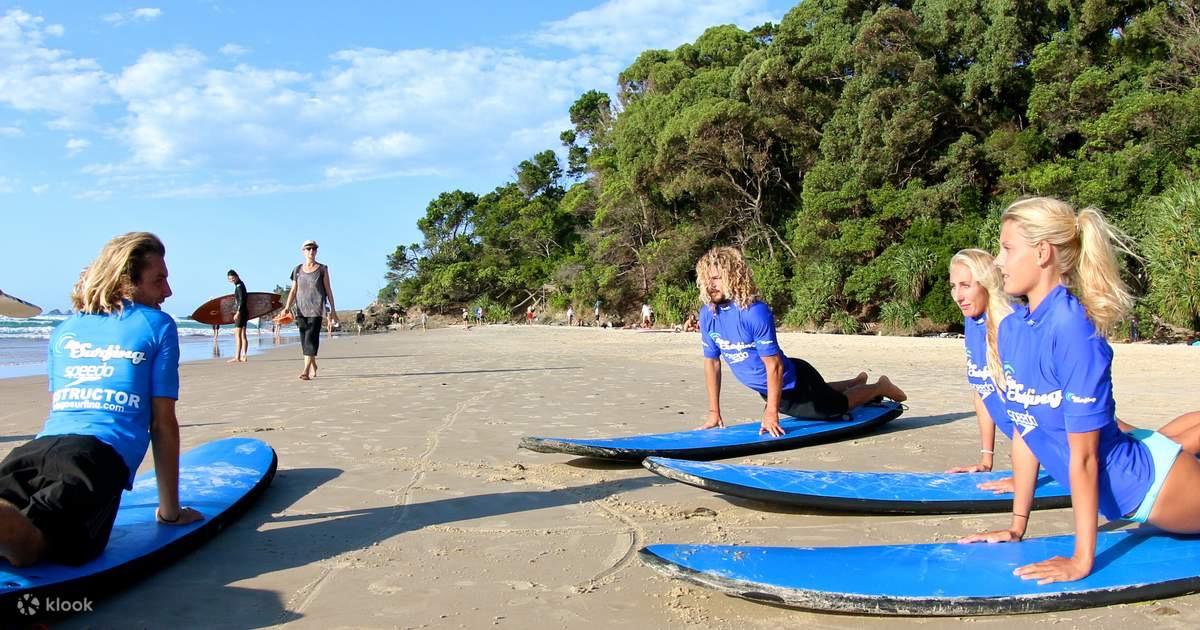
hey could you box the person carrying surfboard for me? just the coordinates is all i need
[0,232,203,567]
[227,269,249,363]
[694,246,907,437]
[960,197,1200,584]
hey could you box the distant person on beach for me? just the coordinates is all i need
[227,270,249,363]
[567,305,574,327]
[958,197,1200,585]
[421,310,428,331]
[462,308,468,325]
[695,246,906,437]
[594,300,601,326]
[526,305,534,325]
[281,239,336,380]
[0,232,202,567]
[682,312,699,332]
[641,303,653,328]
[356,310,365,335]
[1130,314,1140,342]
[476,306,484,326]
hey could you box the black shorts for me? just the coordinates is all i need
[234,309,249,328]
[0,435,129,565]
[760,358,850,419]
[296,315,322,356]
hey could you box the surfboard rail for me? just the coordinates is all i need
[518,401,904,461]
[642,458,1072,514]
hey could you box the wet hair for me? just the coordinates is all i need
[695,246,760,310]
[227,269,240,279]
[71,232,166,314]
[950,249,1014,391]
[1001,197,1134,336]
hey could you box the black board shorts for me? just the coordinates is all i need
[234,309,249,328]
[0,435,129,565]
[760,358,850,420]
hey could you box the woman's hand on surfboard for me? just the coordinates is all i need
[759,411,785,438]
[958,528,1022,544]
[157,506,204,526]
[1013,555,1092,585]
[977,476,1016,494]
[946,462,992,473]
[698,413,725,430]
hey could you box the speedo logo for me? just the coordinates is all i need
[63,364,116,388]
[58,335,146,364]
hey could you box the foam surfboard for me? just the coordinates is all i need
[642,458,1072,514]
[519,401,903,461]
[0,290,41,318]
[640,530,1200,616]
[0,437,277,617]
[190,292,282,326]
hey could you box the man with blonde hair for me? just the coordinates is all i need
[695,246,907,437]
[0,232,202,567]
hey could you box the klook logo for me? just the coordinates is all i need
[16,593,93,616]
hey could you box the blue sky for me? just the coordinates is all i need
[1,1,791,315]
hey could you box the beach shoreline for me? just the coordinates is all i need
[2,326,1197,628]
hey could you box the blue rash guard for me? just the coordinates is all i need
[964,314,1013,439]
[699,301,797,395]
[40,301,181,488]
[998,285,1152,519]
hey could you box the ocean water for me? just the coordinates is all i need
[0,313,300,379]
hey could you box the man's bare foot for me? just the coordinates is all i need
[299,373,311,380]
[227,358,240,363]
[877,375,907,402]
[239,357,248,363]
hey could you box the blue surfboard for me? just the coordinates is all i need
[0,437,277,616]
[640,529,1200,615]
[519,401,903,461]
[643,458,1071,514]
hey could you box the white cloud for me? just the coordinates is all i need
[31,184,48,194]
[532,0,775,57]
[0,176,15,193]
[74,189,113,201]
[0,126,22,137]
[219,43,249,57]
[65,137,90,155]
[0,10,113,124]
[103,8,162,26]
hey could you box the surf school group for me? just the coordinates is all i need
[2,195,1200,620]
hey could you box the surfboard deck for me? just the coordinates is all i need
[190,292,282,326]
[519,401,903,461]
[640,529,1200,616]
[642,458,1071,514]
[0,437,277,617]
[0,290,41,318]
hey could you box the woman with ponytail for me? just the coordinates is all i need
[945,249,1016,481]
[960,197,1200,584]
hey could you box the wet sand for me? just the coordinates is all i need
[1,326,1197,628]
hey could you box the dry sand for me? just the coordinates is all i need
[1,325,1198,629]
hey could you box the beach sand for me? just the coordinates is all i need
[1,326,1198,628]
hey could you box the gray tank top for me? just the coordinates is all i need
[293,264,327,318]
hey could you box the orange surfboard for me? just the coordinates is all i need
[190,292,282,326]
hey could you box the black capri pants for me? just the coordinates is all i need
[760,357,850,420]
[296,316,323,357]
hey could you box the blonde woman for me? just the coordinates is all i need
[0,233,202,567]
[695,246,906,437]
[960,197,1200,584]
[946,249,1015,479]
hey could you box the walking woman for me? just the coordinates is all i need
[960,197,1200,584]
[281,240,336,380]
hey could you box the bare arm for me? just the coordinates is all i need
[960,428,1038,543]
[150,398,203,525]
[948,392,997,473]
[1014,431,1099,584]
[699,358,724,429]
[281,276,297,315]
[759,353,785,437]
[322,267,336,319]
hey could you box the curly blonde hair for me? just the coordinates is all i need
[1001,197,1134,336]
[950,249,1014,391]
[695,246,761,310]
[71,232,166,314]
